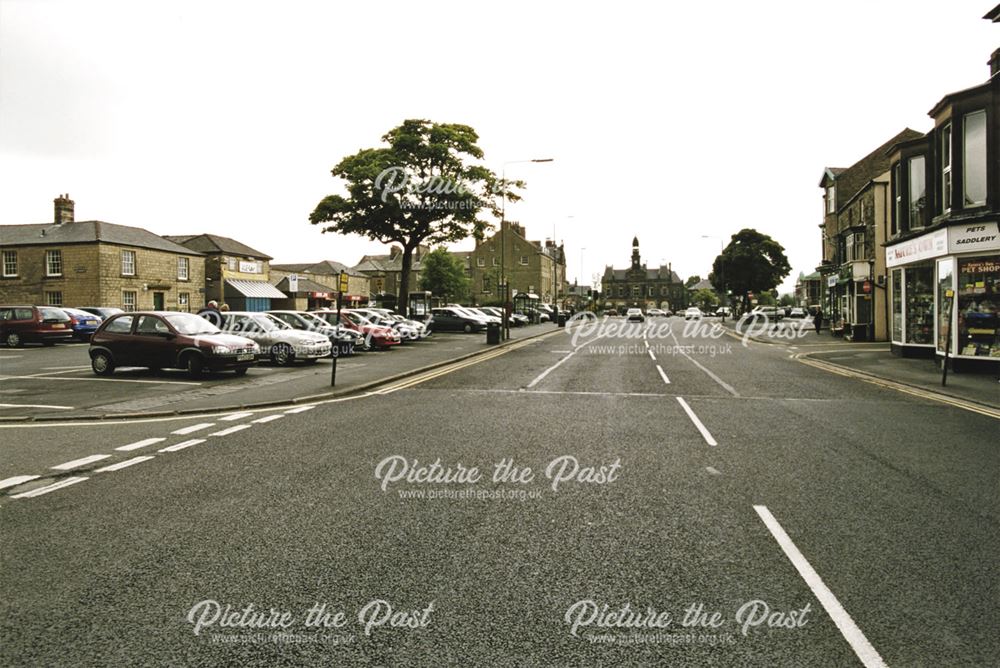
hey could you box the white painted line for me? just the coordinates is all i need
[705,466,721,475]
[116,437,165,452]
[172,423,214,435]
[668,330,739,397]
[0,403,75,410]
[0,375,202,386]
[648,349,656,361]
[51,454,112,470]
[11,476,88,499]
[41,365,92,370]
[210,424,253,437]
[220,412,254,421]
[0,475,40,490]
[158,438,205,452]
[253,414,285,424]
[550,350,573,354]
[675,397,716,446]
[754,505,887,668]
[284,405,316,414]
[527,352,574,388]
[95,455,154,472]
[656,365,671,385]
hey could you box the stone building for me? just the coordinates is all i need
[270,260,370,310]
[351,245,432,309]
[0,195,205,312]
[601,237,687,311]
[459,222,566,305]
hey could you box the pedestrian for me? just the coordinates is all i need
[197,300,222,326]
[220,303,230,312]
[813,308,823,334]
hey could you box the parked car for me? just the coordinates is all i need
[312,310,401,350]
[479,306,528,327]
[353,308,423,341]
[430,307,487,333]
[463,307,501,325]
[268,310,362,356]
[626,307,645,322]
[363,308,431,339]
[646,308,665,317]
[0,305,75,347]
[749,306,782,320]
[789,307,807,318]
[76,306,124,320]
[60,307,102,341]
[604,309,619,317]
[89,311,259,377]
[683,307,703,320]
[715,307,732,317]
[219,312,332,365]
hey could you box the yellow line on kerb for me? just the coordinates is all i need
[795,356,1000,420]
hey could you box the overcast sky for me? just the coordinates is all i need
[1,1,996,293]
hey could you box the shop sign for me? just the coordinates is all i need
[238,260,262,273]
[310,292,330,299]
[885,229,947,268]
[826,275,837,287]
[948,222,1000,254]
[288,274,299,293]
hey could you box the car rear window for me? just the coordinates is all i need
[104,315,134,333]
[38,307,70,322]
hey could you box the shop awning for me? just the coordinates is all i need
[225,279,287,299]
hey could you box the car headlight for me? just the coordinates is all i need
[212,345,233,354]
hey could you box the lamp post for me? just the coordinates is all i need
[701,235,726,322]
[500,158,554,340]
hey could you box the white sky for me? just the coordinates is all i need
[1,1,996,293]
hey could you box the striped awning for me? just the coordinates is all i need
[225,279,287,299]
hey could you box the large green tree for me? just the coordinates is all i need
[310,120,518,315]
[419,247,469,303]
[685,275,702,289]
[711,229,791,311]
[691,288,719,310]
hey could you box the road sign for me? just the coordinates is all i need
[339,272,349,293]
[288,274,299,293]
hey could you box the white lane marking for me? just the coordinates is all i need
[253,414,285,423]
[41,365,92,370]
[0,403,74,410]
[526,335,605,389]
[11,476,88,499]
[668,330,739,396]
[705,466,721,475]
[158,438,205,452]
[210,424,253,436]
[0,475,40,490]
[95,455,154,472]
[0,375,202,386]
[656,365,671,385]
[754,505,887,668]
[675,397,717,446]
[51,454,112,470]
[648,349,656,361]
[23,368,95,377]
[550,350,573,354]
[171,423,214,435]
[0,355,23,359]
[115,437,166,452]
[220,412,254,421]
[284,405,316,414]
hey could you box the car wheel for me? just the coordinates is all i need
[4,332,21,348]
[184,353,204,379]
[234,367,248,377]
[463,323,473,333]
[91,351,115,376]
[271,343,294,366]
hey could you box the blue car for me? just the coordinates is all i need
[61,307,102,342]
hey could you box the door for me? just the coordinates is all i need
[133,315,175,369]
[153,292,165,310]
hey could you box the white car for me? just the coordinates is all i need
[646,308,665,317]
[626,308,644,322]
[683,307,703,320]
[220,312,332,365]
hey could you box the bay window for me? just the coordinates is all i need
[962,110,987,207]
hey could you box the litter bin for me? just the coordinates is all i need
[557,313,567,328]
[486,322,501,344]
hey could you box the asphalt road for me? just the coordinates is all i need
[1,317,997,666]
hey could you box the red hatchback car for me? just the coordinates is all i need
[89,311,259,378]
[0,305,75,347]
[312,309,400,350]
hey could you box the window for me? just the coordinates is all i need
[122,250,136,276]
[941,124,952,213]
[647,286,655,297]
[2,250,16,277]
[632,286,640,297]
[519,255,528,265]
[227,258,236,270]
[847,232,865,262]
[45,250,62,276]
[617,287,624,297]
[45,291,63,306]
[104,315,133,333]
[178,257,189,280]
[956,256,1000,357]
[936,257,954,353]
[464,257,471,268]
[661,286,668,296]
[477,257,485,267]
[136,315,170,335]
[891,269,902,342]
[123,290,137,311]
[963,110,987,207]
[908,156,925,228]
[489,244,495,252]
[482,276,491,293]
[826,185,836,214]
[492,257,499,266]
[178,292,190,311]
[892,163,902,235]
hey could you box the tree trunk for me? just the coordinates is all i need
[398,246,414,317]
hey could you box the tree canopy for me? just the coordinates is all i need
[685,275,702,289]
[711,229,791,310]
[310,119,518,314]
[419,247,469,303]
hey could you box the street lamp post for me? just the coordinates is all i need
[500,158,554,340]
[702,235,725,323]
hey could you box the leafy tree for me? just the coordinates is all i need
[778,293,796,307]
[711,229,791,311]
[310,119,518,315]
[691,288,719,310]
[419,247,470,303]
[757,292,777,306]
[685,275,702,289]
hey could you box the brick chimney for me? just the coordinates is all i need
[54,194,74,224]
[389,245,401,259]
[990,48,1000,77]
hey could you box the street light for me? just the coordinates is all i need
[701,235,726,322]
[500,158,554,340]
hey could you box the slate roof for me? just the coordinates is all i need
[270,276,331,294]
[824,128,923,211]
[164,233,272,260]
[271,260,366,277]
[604,266,682,282]
[0,221,201,255]
[689,279,715,291]
[352,254,423,273]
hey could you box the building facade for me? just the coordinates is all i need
[0,195,205,312]
[270,260,370,309]
[458,223,566,305]
[601,237,687,311]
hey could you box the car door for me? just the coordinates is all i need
[100,314,136,365]
[133,314,175,369]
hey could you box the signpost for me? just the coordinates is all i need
[288,273,299,293]
[332,271,348,387]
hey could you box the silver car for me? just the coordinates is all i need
[220,312,331,365]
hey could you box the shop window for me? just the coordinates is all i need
[956,257,1000,357]
[936,257,954,353]
[891,269,902,342]
[963,110,987,207]
[904,266,934,344]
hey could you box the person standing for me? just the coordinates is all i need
[813,308,823,334]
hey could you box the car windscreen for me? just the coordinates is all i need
[251,314,289,331]
[299,312,332,329]
[344,312,372,326]
[165,313,221,335]
[38,307,70,322]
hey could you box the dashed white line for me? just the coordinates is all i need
[0,403,74,410]
[648,349,657,361]
[656,365,671,385]
[754,505,887,668]
[220,412,254,421]
[51,454,112,470]
[668,330,739,396]
[284,405,316,414]
[95,455,154,473]
[253,414,285,424]
[210,424,253,437]
[116,437,166,452]
[705,466,721,475]
[158,438,205,452]
[171,423,214,435]
[0,475,40,490]
[11,476,88,499]
[676,397,717,446]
